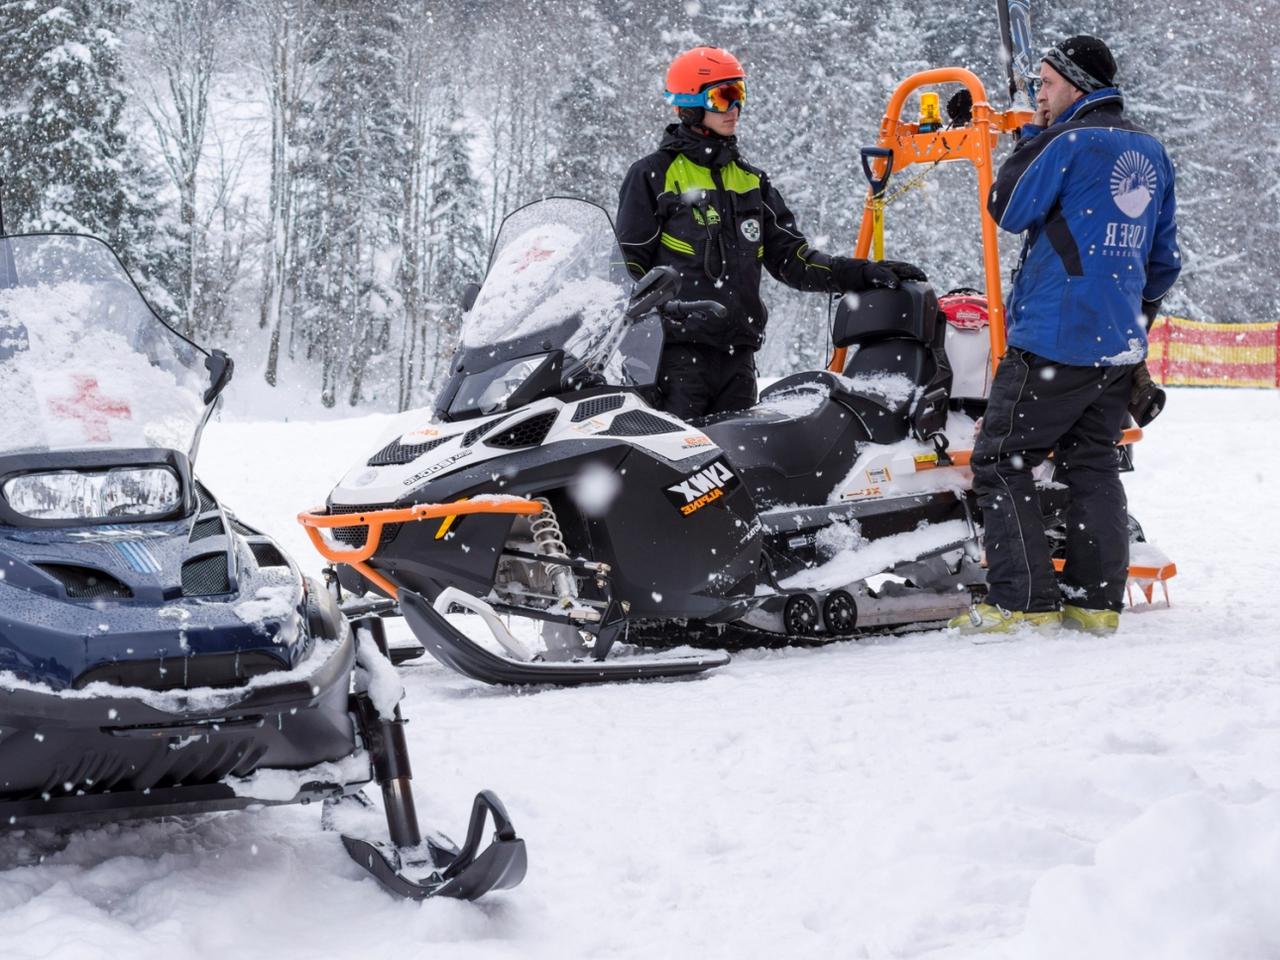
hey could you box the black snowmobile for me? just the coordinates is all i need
[303,197,1031,686]
[0,231,525,900]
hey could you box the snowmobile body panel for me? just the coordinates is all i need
[329,394,763,622]
[0,471,362,825]
[0,479,317,692]
[0,623,360,829]
[699,384,864,509]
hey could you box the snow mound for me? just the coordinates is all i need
[1019,792,1280,959]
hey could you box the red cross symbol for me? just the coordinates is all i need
[47,375,133,442]
[514,244,554,273]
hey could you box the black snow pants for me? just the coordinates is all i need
[971,347,1137,613]
[656,343,757,421]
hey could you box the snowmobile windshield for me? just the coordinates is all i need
[461,198,632,363]
[0,234,209,458]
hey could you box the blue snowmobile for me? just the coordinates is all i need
[0,231,525,901]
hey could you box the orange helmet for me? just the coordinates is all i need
[664,46,745,102]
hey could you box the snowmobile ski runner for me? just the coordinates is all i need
[0,231,525,901]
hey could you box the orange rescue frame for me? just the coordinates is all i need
[829,69,1174,602]
[829,67,1031,377]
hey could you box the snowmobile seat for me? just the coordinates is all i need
[758,369,910,446]
[826,283,951,442]
[699,379,867,508]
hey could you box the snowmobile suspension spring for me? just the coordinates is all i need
[531,497,578,603]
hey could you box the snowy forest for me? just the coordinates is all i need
[1,0,1274,411]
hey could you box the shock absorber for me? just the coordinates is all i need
[531,497,578,607]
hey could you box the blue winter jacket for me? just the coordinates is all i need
[988,88,1181,366]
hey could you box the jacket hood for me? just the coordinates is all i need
[659,122,739,169]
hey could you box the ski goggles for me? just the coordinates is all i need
[665,79,747,113]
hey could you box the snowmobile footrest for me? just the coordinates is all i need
[400,589,729,686]
[342,789,527,901]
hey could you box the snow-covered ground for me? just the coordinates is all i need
[3,387,1279,959]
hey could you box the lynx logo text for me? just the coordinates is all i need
[665,459,740,517]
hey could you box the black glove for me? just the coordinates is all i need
[832,258,928,293]
[881,260,928,283]
[1128,360,1166,427]
[1141,297,1163,326]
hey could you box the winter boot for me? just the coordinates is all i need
[1062,605,1120,635]
[948,603,1062,636]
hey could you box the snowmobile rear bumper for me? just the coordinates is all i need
[400,588,729,687]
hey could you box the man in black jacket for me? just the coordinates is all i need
[616,45,925,419]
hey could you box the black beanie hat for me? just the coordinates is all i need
[1042,35,1117,93]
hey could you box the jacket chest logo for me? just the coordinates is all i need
[1110,150,1157,218]
[740,218,760,242]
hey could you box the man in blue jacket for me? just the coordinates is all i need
[952,35,1181,636]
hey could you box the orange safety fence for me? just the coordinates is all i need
[1148,315,1280,388]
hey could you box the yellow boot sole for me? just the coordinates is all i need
[1062,605,1120,635]
[949,604,1062,636]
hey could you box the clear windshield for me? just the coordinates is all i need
[462,198,633,365]
[0,235,208,457]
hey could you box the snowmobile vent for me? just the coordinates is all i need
[249,540,288,568]
[34,563,132,600]
[182,554,232,596]
[189,515,225,542]
[367,433,451,467]
[72,650,283,691]
[484,411,558,448]
[462,414,511,447]
[571,394,625,422]
[328,502,403,548]
[603,410,683,436]
[195,484,218,512]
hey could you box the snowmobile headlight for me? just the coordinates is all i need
[3,466,181,520]
[450,355,548,416]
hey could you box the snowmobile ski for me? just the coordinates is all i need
[400,589,729,687]
[341,790,527,900]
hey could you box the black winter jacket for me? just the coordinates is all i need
[616,123,849,351]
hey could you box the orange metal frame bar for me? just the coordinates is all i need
[829,67,1032,377]
[297,498,544,598]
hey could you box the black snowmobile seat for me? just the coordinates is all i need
[759,368,913,446]
[831,283,951,442]
[700,283,952,507]
[699,380,866,508]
